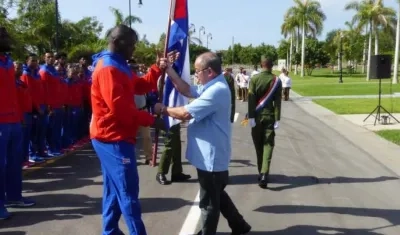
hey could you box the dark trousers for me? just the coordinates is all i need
[282,87,290,101]
[62,108,72,149]
[197,169,245,235]
[30,105,47,157]
[251,119,275,174]
[22,113,32,162]
[47,108,63,153]
[158,124,182,175]
[69,107,82,143]
[0,123,23,206]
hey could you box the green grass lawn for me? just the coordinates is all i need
[278,68,400,96]
[313,98,400,114]
[375,130,400,146]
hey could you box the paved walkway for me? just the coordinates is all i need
[291,90,400,131]
[294,94,400,100]
[2,98,400,234]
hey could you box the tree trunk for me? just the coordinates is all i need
[393,3,400,84]
[289,32,293,71]
[367,21,373,81]
[300,19,306,77]
[374,25,379,55]
[362,25,367,74]
[295,27,299,75]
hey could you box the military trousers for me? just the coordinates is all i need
[251,119,275,175]
[157,124,183,175]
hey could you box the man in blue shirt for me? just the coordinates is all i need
[154,52,251,235]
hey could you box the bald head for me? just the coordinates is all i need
[195,52,222,74]
[108,24,139,60]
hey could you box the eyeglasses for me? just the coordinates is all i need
[194,67,209,76]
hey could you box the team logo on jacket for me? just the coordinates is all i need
[122,158,131,164]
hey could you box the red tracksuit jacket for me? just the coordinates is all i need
[0,55,21,123]
[16,79,33,120]
[20,68,44,112]
[67,78,84,107]
[90,51,161,143]
[39,64,63,109]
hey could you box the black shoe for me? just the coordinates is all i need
[231,221,251,235]
[156,173,169,185]
[171,173,191,182]
[145,159,150,165]
[258,174,268,189]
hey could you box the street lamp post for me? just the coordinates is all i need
[189,23,195,45]
[55,0,59,52]
[339,31,344,83]
[129,0,132,28]
[128,0,143,29]
[189,23,196,32]
[199,26,205,46]
[206,33,212,49]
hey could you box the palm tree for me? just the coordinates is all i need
[393,0,400,84]
[286,0,326,77]
[345,0,396,81]
[105,7,142,37]
[281,14,300,71]
[332,21,363,72]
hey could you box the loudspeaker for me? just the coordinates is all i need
[369,54,392,79]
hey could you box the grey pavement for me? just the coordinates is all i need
[2,96,400,234]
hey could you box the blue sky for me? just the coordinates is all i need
[39,0,400,50]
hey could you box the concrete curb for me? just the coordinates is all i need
[23,143,91,176]
[290,90,400,176]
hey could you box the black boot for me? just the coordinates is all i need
[231,221,251,235]
[156,173,169,185]
[258,173,268,189]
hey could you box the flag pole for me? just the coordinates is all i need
[151,0,174,167]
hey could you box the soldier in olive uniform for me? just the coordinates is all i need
[223,68,236,122]
[156,124,191,185]
[247,56,282,189]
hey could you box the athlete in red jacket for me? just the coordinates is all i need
[78,63,92,139]
[15,62,33,168]
[21,54,46,163]
[64,66,84,146]
[90,25,169,235]
[0,27,35,220]
[40,52,63,157]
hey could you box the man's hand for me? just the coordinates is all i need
[249,118,256,128]
[156,50,180,69]
[168,50,180,64]
[274,121,279,129]
[152,117,166,131]
[154,103,165,115]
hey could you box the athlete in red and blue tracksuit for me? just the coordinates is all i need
[0,27,35,220]
[81,63,92,139]
[20,54,46,163]
[40,53,63,157]
[15,62,34,168]
[91,48,162,234]
[64,69,84,148]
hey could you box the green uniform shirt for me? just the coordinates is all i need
[224,73,236,122]
[247,70,282,122]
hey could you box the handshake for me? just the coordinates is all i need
[151,103,167,131]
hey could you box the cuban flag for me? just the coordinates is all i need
[162,0,190,129]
